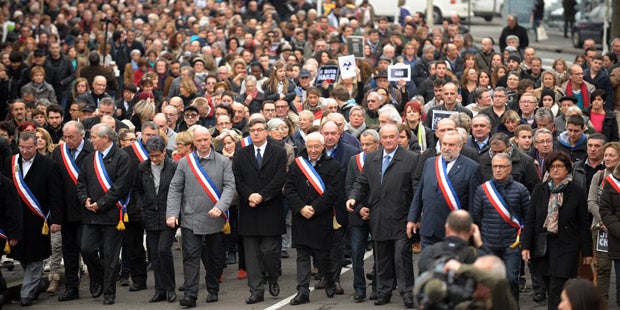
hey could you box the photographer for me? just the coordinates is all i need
[418,210,491,274]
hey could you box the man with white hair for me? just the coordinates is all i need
[378,105,402,127]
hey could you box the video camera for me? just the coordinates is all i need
[414,256,477,310]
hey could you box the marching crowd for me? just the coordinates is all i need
[0,0,620,309]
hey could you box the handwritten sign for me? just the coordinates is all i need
[338,55,357,79]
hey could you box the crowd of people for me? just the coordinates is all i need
[0,0,619,309]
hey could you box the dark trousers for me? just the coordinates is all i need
[61,221,82,290]
[81,224,123,298]
[330,227,347,283]
[124,220,147,285]
[238,237,246,270]
[183,228,223,299]
[374,238,414,297]
[295,246,333,296]
[542,276,568,310]
[146,228,176,294]
[243,235,281,295]
[350,224,371,294]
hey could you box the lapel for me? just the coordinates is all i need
[384,146,402,173]
[447,154,464,178]
[246,144,259,170]
[260,143,274,170]
[21,153,39,181]
[76,140,94,164]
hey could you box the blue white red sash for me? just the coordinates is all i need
[93,152,130,222]
[60,143,80,185]
[240,136,252,147]
[295,156,325,195]
[355,152,365,172]
[12,155,49,234]
[186,153,222,205]
[481,181,522,232]
[131,141,149,163]
[606,174,620,194]
[434,156,461,211]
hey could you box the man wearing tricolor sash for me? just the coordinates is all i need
[119,121,161,293]
[408,130,482,248]
[347,124,420,308]
[471,153,530,303]
[77,124,132,305]
[232,117,288,305]
[0,173,22,307]
[5,131,62,307]
[166,125,235,308]
[51,121,94,302]
[285,132,341,305]
[344,129,380,302]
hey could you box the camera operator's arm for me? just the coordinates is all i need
[471,224,492,254]
[444,260,518,310]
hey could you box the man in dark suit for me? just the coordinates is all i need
[52,121,94,302]
[81,98,129,137]
[4,131,62,307]
[77,123,132,305]
[408,130,482,248]
[285,132,342,305]
[232,116,288,305]
[319,120,359,294]
[120,121,161,292]
[347,124,420,308]
[0,173,21,307]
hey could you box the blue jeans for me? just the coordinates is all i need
[492,246,521,302]
[350,224,370,295]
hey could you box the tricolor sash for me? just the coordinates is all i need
[240,136,252,148]
[295,156,325,195]
[0,228,9,253]
[435,156,461,211]
[186,153,221,204]
[606,174,620,193]
[93,152,130,230]
[60,143,80,185]
[355,152,365,172]
[481,181,522,232]
[131,141,149,163]
[12,155,49,235]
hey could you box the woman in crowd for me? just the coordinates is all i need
[239,75,265,114]
[119,128,137,148]
[550,58,568,86]
[302,87,323,120]
[460,68,479,105]
[172,131,193,161]
[178,77,198,106]
[534,71,560,100]
[133,135,178,304]
[588,142,620,308]
[35,127,54,158]
[262,61,297,109]
[583,89,619,142]
[23,66,57,104]
[491,65,507,88]
[495,110,523,138]
[539,88,560,117]
[558,279,603,310]
[402,99,433,152]
[522,151,592,310]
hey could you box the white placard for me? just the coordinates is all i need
[387,64,411,82]
[338,55,357,80]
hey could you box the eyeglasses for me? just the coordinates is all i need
[249,128,265,133]
[550,164,566,170]
[492,165,510,170]
[366,99,377,103]
[519,101,536,105]
[536,139,553,145]
[275,105,288,109]
[184,113,198,118]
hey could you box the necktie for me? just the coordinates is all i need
[256,148,262,167]
[70,149,77,160]
[381,155,391,183]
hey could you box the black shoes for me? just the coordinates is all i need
[334,282,344,295]
[369,291,377,300]
[533,293,546,302]
[314,278,326,289]
[245,292,264,304]
[90,281,103,298]
[20,297,33,307]
[289,293,309,305]
[402,293,415,308]
[205,292,218,303]
[268,281,280,297]
[167,290,177,302]
[149,293,166,303]
[179,295,196,308]
[373,295,391,305]
[129,282,147,291]
[353,292,366,302]
[102,295,115,305]
[325,286,335,298]
[58,288,80,301]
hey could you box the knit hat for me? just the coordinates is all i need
[540,88,555,101]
